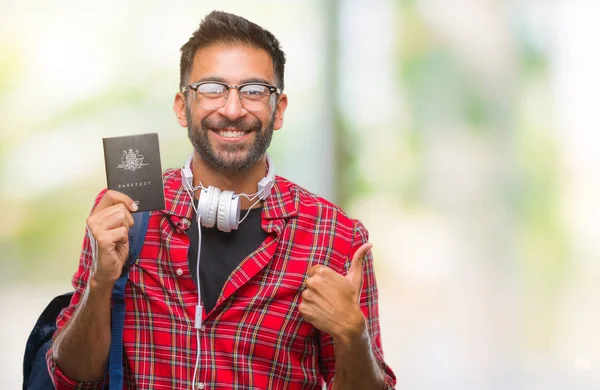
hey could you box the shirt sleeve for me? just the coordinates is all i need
[46,190,108,390]
[320,219,397,389]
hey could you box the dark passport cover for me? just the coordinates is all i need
[103,133,165,212]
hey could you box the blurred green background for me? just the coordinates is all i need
[2,0,600,388]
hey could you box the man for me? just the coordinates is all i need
[48,11,396,390]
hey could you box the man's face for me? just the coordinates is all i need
[180,44,287,172]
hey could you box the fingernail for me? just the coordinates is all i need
[131,202,139,211]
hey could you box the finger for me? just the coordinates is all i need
[88,205,134,237]
[96,226,129,248]
[298,301,310,319]
[99,209,133,231]
[298,299,316,322]
[301,288,309,302]
[346,242,373,288]
[307,265,326,277]
[97,203,135,227]
[92,190,138,215]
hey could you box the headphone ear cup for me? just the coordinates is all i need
[198,186,221,228]
[229,196,241,231]
[217,190,235,232]
[181,154,194,190]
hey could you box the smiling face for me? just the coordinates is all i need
[175,43,288,173]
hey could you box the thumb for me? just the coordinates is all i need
[346,242,373,289]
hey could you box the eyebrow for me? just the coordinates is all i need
[240,77,272,85]
[192,76,273,85]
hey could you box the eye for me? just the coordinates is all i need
[196,83,226,95]
[239,84,269,99]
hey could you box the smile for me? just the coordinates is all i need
[217,130,248,138]
[211,128,253,141]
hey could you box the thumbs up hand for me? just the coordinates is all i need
[298,243,373,342]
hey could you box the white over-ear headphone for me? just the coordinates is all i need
[181,153,275,232]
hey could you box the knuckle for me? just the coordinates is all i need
[112,204,124,216]
[103,191,115,203]
[119,206,133,224]
[302,289,312,301]
[315,266,327,276]
[298,302,306,313]
[88,229,100,242]
[304,278,313,288]
[301,289,308,300]
[95,231,108,246]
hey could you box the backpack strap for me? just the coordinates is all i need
[108,211,150,390]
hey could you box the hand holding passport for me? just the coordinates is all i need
[102,133,166,212]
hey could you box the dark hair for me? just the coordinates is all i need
[179,11,286,91]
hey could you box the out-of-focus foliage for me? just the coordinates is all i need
[3,1,600,388]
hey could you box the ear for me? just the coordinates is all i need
[173,92,188,128]
[272,93,288,131]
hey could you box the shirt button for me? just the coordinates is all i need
[176,268,183,276]
[201,324,206,331]
[196,383,205,389]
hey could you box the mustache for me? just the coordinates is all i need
[202,117,261,132]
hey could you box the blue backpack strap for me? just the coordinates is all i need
[107,211,150,390]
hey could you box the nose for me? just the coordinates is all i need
[217,88,248,121]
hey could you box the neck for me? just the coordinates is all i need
[189,152,268,209]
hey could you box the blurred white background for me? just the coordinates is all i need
[2,0,600,388]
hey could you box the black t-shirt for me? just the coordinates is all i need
[187,203,268,314]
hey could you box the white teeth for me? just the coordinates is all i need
[217,130,246,138]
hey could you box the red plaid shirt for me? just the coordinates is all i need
[47,169,396,389]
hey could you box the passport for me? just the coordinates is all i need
[102,133,165,212]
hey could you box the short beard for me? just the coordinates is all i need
[186,107,275,173]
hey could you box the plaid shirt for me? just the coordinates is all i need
[47,169,396,389]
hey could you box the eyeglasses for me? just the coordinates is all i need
[182,81,282,112]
